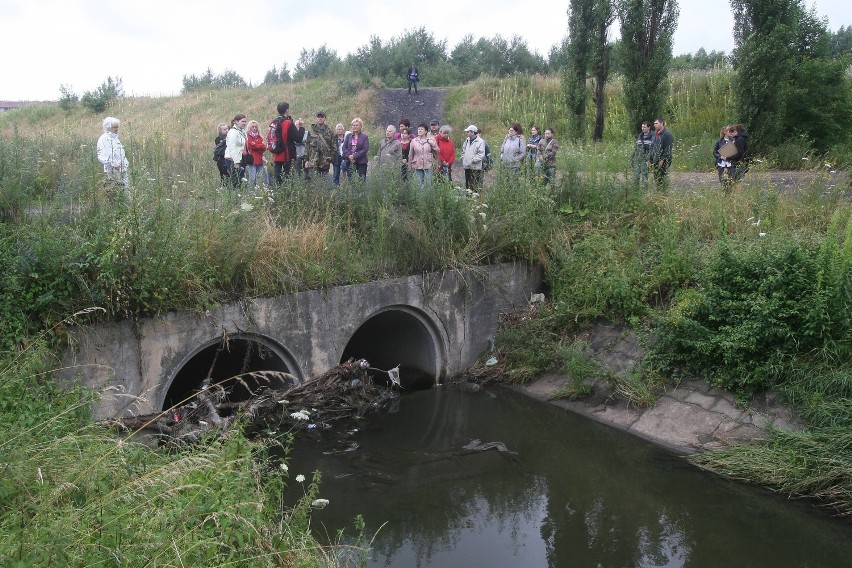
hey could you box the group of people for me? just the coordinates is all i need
[632,118,674,190]
[212,103,560,192]
[632,117,749,192]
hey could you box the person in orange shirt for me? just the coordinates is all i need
[435,125,456,183]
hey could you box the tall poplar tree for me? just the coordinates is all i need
[617,0,679,132]
[591,0,615,141]
[564,0,596,140]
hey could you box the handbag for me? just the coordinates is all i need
[242,143,255,166]
[718,140,738,159]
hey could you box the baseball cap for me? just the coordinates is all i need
[464,125,477,132]
[430,119,439,126]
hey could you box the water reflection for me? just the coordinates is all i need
[285,385,852,567]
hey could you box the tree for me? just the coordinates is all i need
[58,84,77,111]
[731,0,852,151]
[263,64,291,85]
[591,0,616,141]
[617,0,680,132]
[564,0,596,140]
[182,69,246,93]
[294,45,341,81]
[81,76,123,113]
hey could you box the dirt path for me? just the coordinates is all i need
[374,88,447,130]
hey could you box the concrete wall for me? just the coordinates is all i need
[61,261,540,418]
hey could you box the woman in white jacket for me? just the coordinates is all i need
[96,116,129,185]
[225,114,248,188]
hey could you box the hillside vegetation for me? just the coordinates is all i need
[0,71,850,564]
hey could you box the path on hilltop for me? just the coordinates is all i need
[375,88,447,130]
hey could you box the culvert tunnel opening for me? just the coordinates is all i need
[163,337,296,411]
[341,310,440,391]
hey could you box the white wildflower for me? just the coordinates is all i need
[278,399,289,405]
[280,463,288,472]
[290,410,310,421]
[296,474,306,483]
[311,498,330,509]
[240,202,254,212]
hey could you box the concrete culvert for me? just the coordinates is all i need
[341,307,443,390]
[162,335,300,411]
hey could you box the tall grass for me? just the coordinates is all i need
[0,334,339,566]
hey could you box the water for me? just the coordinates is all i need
[285,384,852,567]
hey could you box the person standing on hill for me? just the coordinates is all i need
[97,116,129,186]
[407,63,419,95]
[461,124,485,190]
[632,121,654,186]
[713,124,736,191]
[293,118,307,178]
[429,119,440,139]
[650,118,673,190]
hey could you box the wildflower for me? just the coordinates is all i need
[290,410,310,421]
[280,463,288,472]
[311,498,330,509]
[479,212,486,219]
[278,399,289,405]
[296,474,306,483]
[759,232,767,237]
[240,203,254,212]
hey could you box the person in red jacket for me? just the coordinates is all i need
[435,125,456,183]
[245,120,268,188]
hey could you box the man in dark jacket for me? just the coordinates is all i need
[271,102,302,186]
[650,118,674,190]
[731,124,749,181]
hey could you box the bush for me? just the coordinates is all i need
[650,220,852,400]
[81,76,123,113]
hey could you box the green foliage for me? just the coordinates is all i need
[80,76,123,113]
[263,63,292,85]
[617,0,680,132]
[58,84,78,111]
[549,340,609,399]
[650,220,852,399]
[182,68,247,93]
[295,44,343,81]
[731,0,852,152]
[670,48,730,71]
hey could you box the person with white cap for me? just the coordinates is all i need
[461,124,485,190]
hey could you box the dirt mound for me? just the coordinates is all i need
[374,88,448,131]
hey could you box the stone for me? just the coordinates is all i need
[630,397,725,451]
[684,390,717,411]
[711,397,744,421]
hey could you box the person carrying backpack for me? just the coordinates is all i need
[267,102,300,185]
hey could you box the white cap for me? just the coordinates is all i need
[465,125,477,132]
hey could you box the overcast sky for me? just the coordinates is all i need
[1,0,848,101]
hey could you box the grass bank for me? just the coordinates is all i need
[1,73,850,539]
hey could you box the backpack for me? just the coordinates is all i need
[483,141,493,171]
[267,116,288,155]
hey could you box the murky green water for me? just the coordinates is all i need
[285,384,852,567]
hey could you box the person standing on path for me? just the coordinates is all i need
[461,124,485,190]
[407,63,419,94]
[408,123,440,189]
[400,128,411,183]
[304,111,335,182]
[225,114,247,189]
[650,118,673,191]
[343,117,369,182]
[213,123,229,186]
[332,123,347,186]
[376,125,402,170]
[537,128,559,186]
[270,102,300,186]
[632,121,654,186]
[245,120,268,189]
[500,122,526,174]
[435,125,456,183]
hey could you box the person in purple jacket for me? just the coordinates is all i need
[343,117,369,182]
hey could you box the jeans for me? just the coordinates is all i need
[247,164,266,188]
[414,168,432,188]
[408,79,418,94]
